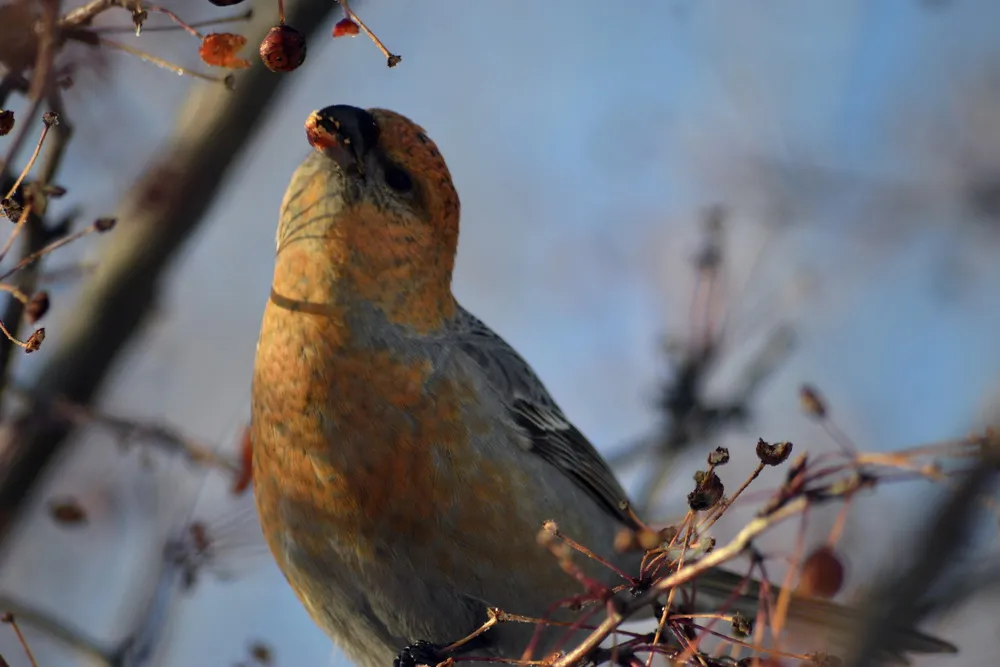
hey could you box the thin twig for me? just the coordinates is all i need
[92,9,253,34]
[4,120,53,200]
[339,0,402,66]
[0,598,111,665]
[0,209,31,265]
[93,37,231,84]
[32,393,241,476]
[0,223,99,282]
[59,0,132,30]
[0,284,30,304]
[0,316,37,351]
[144,5,204,39]
[2,613,40,667]
[698,462,765,533]
[0,98,42,179]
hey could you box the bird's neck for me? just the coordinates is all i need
[270,229,456,336]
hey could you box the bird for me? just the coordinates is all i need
[250,104,958,667]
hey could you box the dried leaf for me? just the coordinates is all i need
[332,18,360,38]
[199,32,251,69]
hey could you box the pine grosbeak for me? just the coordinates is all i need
[251,105,956,667]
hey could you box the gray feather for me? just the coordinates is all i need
[449,306,638,529]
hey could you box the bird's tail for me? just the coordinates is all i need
[690,567,958,662]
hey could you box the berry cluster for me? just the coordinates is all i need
[204,0,399,74]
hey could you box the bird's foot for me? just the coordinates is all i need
[393,640,447,667]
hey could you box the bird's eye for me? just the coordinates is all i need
[384,165,413,193]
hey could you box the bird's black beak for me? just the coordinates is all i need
[304,105,380,176]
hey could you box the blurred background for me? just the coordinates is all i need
[1,0,999,665]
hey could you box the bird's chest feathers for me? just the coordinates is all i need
[252,306,501,562]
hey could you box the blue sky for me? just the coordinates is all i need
[2,0,1000,665]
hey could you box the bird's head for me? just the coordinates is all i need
[271,105,460,333]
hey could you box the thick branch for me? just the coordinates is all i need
[0,0,340,546]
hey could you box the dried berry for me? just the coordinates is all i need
[25,328,44,353]
[248,640,273,665]
[0,110,13,136]
[613,527,638,553]
[756,438,792,466]
[200,32,252,69]
[25,291,49,324]
[332,18,360,38]
[636,528,661,551]
[687,469,724,511]
[259,24,306,73]
[49,497,88,526]
[93,217,117,232]
[707,446,730,466]
[42,111,59,126]
[797,545,845,599]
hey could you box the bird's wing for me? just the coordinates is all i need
[450,306,639,529]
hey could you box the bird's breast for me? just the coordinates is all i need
[250,301,537,573]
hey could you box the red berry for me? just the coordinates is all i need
[797,545,846,599]
[259,24,306,73]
